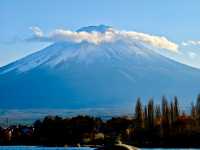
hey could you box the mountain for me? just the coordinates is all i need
[0,25,200,109]
[77,24,111,33]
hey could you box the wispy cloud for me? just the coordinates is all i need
[181,40,200,46]
[27,26,179,52]
[181,42,188,46]
[29,26,43,37]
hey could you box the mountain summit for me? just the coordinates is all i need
[77,24,111,33]
[0,26,200,108]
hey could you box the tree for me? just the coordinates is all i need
[134,97,144,128]
[162,96,171,127]
[155,104,161,127]
[173,96,180,122]
[196,94,200,125]
[155,105,161,119]
[144,105,148,128]
[170,102,174,123]
[191,102,197,127]
[147,98,154,128]
[191,102,197,120]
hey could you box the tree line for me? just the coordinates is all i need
[133,95,200,147]
[0,95,200,147]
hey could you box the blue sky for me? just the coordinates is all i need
[1,0,200,68]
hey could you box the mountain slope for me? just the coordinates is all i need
[0,26,200,108]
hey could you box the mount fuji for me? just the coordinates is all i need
[0,25,200,108]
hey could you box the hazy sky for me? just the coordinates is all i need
[1,0,200,68]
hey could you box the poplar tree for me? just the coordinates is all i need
[144,105,148,128]
[162,96,170,127]
[155,104,161,126]
[134,97,144,128]
[196,94,200,125]
[147,98,154,128]
[191,102,197,120]
[170,102,174,123]
[173,96,180,121]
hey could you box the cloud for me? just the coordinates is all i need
[181,40,200,46]
[29,26,43,37]
[27,26,179,52]
[118,31,178,52]
[181,42,188,46]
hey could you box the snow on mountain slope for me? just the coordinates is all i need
[0,40,155,74]
[0,25,200,108]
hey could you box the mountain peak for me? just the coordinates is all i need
[76,24,112,33]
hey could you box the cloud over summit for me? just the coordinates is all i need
[28,26,179,53]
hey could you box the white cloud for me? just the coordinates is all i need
[181,42,188,46]
[28,26,179,53]
[189,40,200,45]
[118,31,178,52]
[182,40,200,46]
[29,26,43,37]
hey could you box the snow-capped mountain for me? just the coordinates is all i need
[0,25,200,108]
[77,24,111,33]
